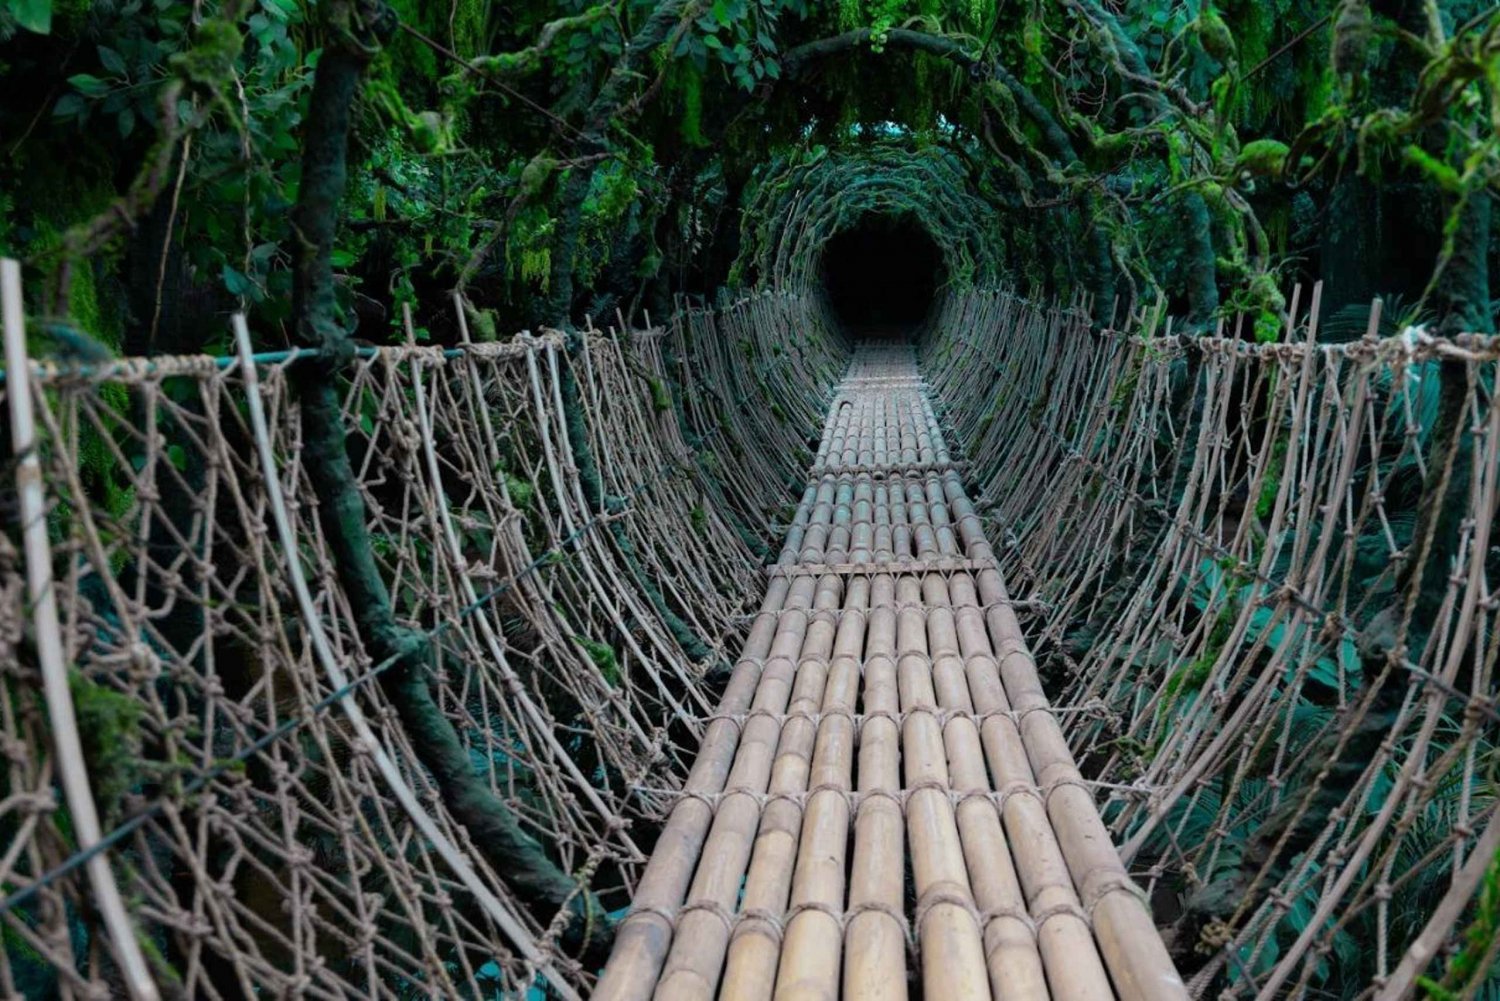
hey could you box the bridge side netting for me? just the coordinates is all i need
[923,290,1499,999]
[0,291,843,999]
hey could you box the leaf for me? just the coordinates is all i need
[5,0,51,34]
[221,264,253,296]
[68,73,110,98]
[117,107,136,138]
[52,93,85,118]
[702,33,723,49]
[97,45,128,77]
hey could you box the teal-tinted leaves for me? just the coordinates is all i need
[4,0,50,34]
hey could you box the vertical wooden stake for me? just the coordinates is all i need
[2,258,161,1001]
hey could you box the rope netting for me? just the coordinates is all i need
[3,258,1498,1000]
[923,290,1499,999]
[0,279,841,999]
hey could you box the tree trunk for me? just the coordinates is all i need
[289,0,609,952]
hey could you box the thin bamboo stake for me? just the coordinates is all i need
[2,259,161,1001]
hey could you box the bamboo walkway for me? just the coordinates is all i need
[597,343,1188,1000]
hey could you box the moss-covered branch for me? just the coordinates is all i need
[289,0,609,952]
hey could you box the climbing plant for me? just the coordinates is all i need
[1,0,1499,996]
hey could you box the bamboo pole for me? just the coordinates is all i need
[2,260,161,1001]
[593,574,803,1001]
[656,573,842,999]
[896,574,990,1000]
[843,574,908,1001]
[731,576,865,1001]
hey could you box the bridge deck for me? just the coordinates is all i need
[597,345,1186,1000]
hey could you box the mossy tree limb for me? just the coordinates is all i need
[288,0,609,952]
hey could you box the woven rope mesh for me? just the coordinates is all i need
[1,285,1496,999]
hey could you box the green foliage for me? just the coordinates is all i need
[503,470,535,511]
[69,670,145,822]
[574,635,621,686]
[3,0,50,34]
[648,377,671,413]
[1419,846,1500,998]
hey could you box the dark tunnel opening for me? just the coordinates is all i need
[821,214,946,339]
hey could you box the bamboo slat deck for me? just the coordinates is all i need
[597,344,1188,1000]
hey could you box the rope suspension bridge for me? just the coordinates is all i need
[1,259,1497,1000]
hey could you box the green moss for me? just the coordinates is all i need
[1197,8,1236,66]
[1417,843,1500,997]
[574,635,620,686]
[1236,139,1290,178]
[449,0,489,56]
[1403,145,1462,195]
[1110,364,1140,408]
[1256,435,1287,518]
[170,18,244,92]
[1253,310,1282,343]
[503,471,534,511]
[648,377,671,414]
[680,63,706,147]
[690,504,708,533]
[1153,601,1236,747]
[69,671,145,822]
[468,308,499,343]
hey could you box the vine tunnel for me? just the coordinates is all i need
[3,4,1500,1001]
[8,151,1497,999]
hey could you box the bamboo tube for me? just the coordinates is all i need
[849,477,876,563]
[844,576,908,1001]
[920,573,1049,1001]
[872,478,895,563]
[895,574,990,1000]
[594,574,808,1001]
[756,576,866,1001]
[656,574,843,999]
